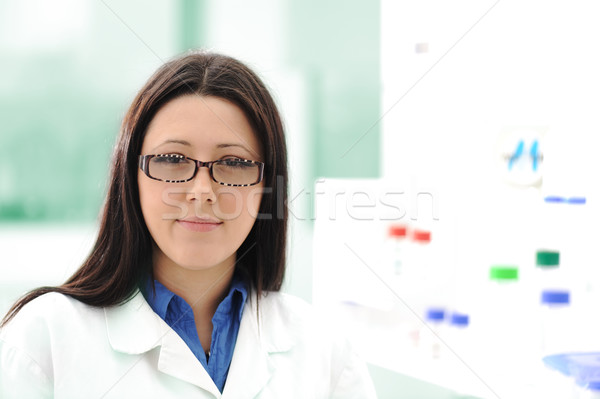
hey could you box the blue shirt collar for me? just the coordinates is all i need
[144,278,175,320]
[220,274,248,323]
[141,271,249,392]
[142,272,248,324]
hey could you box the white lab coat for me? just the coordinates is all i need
[0,289,377,398]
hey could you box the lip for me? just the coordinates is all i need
[176,217,223,232]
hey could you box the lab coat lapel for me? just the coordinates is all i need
[157,329,221,397]
[105,290,221,397]
[222,292,294,398]
[222,313,272,398]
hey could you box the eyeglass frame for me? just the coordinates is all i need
[138,154,265,187]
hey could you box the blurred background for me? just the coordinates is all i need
[1,0,600,398]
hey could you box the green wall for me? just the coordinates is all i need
[0,1,380,223]
[0,55,118,221]
[287,1,381,179]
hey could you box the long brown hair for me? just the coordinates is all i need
[1,51,288,327]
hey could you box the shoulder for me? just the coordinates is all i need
[255,291,337,338]
[2,292,101,336]
[254,290,345,340]
[250,292,377,397]
[253,291,354,366]
[251,291,343,368]
[7,291,90,315]
[0,292,104,395]
[257,291,313,321]
[258,291,354,333]
[1,292,104,369]
[1,290,104,340]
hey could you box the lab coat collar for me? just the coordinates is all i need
[104,290,165,355]
[104,289,297,398]
[104,290,221,397]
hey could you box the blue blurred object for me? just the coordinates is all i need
[530,139,539,171]
[541,290,570,305]
[508,139,524,171]
[425,308,445,322]
[543,353,600,388]
[544,195,566,203]
[449,312,469,327]
[567,197,587,205]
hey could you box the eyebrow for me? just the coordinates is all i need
[216,143,254,153]
[151,140,257,157]
[151,139,191,152]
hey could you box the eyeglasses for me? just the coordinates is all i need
[138,154,264,187]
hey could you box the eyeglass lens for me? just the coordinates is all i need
[148,155,261,185]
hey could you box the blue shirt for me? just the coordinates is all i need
[142,275,248,392]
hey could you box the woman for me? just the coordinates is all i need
[0,52,376,398]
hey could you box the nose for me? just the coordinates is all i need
[186,165,217,203]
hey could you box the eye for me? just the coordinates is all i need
[219,158,253,168]
[154,154,187,164]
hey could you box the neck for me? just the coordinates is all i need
[152,253,236,323]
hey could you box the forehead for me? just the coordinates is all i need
[141,95,262,158]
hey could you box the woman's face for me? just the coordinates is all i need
[138,95,264,275]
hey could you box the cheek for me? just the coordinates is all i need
[138,176,153,219]
[213,187,263,221]
[139,178,180,224]
[141,176,192,219]
[246,186,264,216]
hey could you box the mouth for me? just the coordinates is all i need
[176,217,223,232]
